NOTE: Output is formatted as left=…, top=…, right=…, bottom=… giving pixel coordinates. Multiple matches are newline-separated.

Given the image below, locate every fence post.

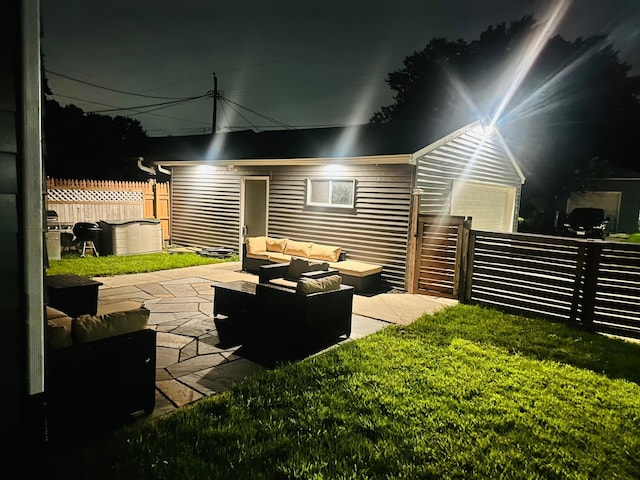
left=457, top=218, right=472, bottom=301
left=463, top=230, right=476, bottom=304
left=581, top=242, right=603, bottom=326
left=405, top=192, right=421, bottom=294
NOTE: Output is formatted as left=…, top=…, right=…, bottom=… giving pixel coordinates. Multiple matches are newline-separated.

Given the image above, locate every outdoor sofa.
left=45, top=301, right=156, bottom=440
left=245, top=273, right=354, bottom=359
left=242, top=236, right=383, bottom=293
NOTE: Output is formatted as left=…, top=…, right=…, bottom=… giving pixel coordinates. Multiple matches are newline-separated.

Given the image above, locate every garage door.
left=450, top=180, right=517, bottom=232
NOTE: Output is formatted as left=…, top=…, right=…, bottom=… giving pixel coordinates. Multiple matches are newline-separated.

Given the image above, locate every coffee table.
left=46, top=274, right=103, bottom=317
left=212, top=280, right=257, bottom=346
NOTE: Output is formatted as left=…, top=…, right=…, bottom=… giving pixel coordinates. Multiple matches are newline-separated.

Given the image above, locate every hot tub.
left=98, top=219, right=163, bottom=256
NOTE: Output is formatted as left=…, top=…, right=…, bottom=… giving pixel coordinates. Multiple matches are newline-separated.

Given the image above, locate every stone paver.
left=95, top=261, right=457, bottom=419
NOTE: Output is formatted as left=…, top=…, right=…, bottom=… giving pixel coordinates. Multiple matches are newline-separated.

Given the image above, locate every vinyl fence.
left=46, top=178, right=170, bottom=240
left=463, top=231, right=640, bottom=338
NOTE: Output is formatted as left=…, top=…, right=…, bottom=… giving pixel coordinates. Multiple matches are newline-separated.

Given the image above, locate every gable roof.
left=145, top=121, right=470, bottom=163
left=145, top=121, right=525, bottom=184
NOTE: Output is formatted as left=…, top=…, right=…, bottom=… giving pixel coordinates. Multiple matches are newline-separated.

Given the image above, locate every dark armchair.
left=249, top=279, right=354, bottom=358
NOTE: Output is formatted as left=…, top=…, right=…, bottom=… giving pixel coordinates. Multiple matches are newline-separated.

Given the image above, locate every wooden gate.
left=412, top=215, right=471, bottom=297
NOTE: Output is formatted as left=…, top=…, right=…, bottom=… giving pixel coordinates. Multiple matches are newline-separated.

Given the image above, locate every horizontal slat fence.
left=464, top=231, right=640, bottom=338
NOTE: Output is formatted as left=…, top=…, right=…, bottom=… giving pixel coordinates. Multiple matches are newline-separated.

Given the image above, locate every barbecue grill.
left=72, top=222, right=101, bottom=257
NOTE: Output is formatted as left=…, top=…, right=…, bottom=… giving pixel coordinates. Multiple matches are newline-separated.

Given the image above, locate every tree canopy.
left=371, top=15, right=640, bottom=214
left=43, top=97, right=149, bottom=181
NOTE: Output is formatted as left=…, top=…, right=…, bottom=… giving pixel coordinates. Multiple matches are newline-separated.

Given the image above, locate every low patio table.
left=46, top=274, right=103, bottom=317
left=212, top=280, right=257, bottom=346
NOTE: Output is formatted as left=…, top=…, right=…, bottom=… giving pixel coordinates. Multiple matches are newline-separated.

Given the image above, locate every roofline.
left=410, top=120, right=526, bottom=185
left=493, top=127, right=526, bottom=185
left=153, top=154, right=413, bottom=167
left=410, top=121, right=481, bottom=159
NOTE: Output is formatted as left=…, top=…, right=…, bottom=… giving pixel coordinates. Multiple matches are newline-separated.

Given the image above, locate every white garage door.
left=450, top=180, right=517, bottom=232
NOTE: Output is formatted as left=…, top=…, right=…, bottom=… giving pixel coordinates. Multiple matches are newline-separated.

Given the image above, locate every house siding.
left=415, top=127, right=522, bottom=226
left=171, top=163, right=414, bottom=289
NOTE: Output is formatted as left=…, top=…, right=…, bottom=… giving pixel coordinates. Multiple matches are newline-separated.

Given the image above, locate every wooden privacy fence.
left=46, top=178, right=170, bottom=240
left=463, top=231, right=640, bottom=338
left=410, top=215, right=471, bottom=297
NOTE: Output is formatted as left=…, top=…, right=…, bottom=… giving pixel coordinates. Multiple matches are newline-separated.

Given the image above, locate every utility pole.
left=212, top=73, right=218, bottom=135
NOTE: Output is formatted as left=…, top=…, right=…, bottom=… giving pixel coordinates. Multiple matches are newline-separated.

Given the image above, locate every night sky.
left=40, top=0, right=640, bottom=137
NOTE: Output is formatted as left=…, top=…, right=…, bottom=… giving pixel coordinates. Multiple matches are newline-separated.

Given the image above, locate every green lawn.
left=45, top=304, right=640, bottom=479
left=46, top=251, right=239, bottom=277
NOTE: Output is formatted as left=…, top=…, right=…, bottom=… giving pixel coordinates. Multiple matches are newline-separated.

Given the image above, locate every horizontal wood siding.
left=465, top=231, right=640, bottom=338
left=416, top=127, right=522, bottom=216
left=171, top=166, right=241, bottom=249
left=267, top=164, right=413, bottom=290
left=170, top=163, right=414, bottom=289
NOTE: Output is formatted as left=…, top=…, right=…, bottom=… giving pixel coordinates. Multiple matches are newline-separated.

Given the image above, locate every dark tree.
left=43, top=98, right=149, bottom=181
left=372, top=16, right=640, bottom=215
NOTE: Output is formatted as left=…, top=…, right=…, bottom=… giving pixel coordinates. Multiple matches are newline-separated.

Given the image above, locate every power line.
left=45, top=69, right=197, bottom=100
left=221, top=97, right=293, bottom=129
left=85, top=93, right=211, bottom=114
left=49, top=92, right=211, bottom=125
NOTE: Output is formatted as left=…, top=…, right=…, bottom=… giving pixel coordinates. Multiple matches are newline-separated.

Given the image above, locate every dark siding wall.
left=416, top=126, right=522, bottom=216
left=0, top=0, right=23, bottom=441
left=171, top=163, right=414, bottom=289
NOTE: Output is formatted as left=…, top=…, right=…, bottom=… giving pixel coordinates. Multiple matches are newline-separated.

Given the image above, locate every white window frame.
left=306, top=178, right=355, bottom=208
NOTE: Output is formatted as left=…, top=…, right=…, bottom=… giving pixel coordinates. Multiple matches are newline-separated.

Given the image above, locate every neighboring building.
left=146, top=121, right=525, bottom=290
left=566, top=167, right=640, bottom=233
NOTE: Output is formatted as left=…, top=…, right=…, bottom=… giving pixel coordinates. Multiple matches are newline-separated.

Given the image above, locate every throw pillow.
left=283, top=239, right=313, bottom=258
left=309, top=243, right=342, bottom=262
left=245, top=236, right=267, bottom=254
left=286, top=257, right=311, bottom=279
left=296, top=274, right=342, bottom=294
left=265, top=237, right=287, bottom=253
left=72, top=307, right=150, bottom=344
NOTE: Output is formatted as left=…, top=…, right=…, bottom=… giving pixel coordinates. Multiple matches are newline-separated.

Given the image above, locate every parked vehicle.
left=560, top=207, right=610, bottom=239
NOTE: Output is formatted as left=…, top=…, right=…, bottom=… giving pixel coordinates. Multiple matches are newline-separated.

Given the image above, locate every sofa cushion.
left=309, top=243, right=342, bottom=263
left=296, top=274, right=342, bottom=294
left=266, top=237, right=287, bottom=253
left=286, top=257, right=311, bottom=279
left=286, top=257, right=329, bottom=280
left=267, top=252, right=292, bottom=263
left=246, top=236, right=267, bottom=255
left=46, top=306, right=69, bottom=321
left=329, top=260, right=383, bottom=277
left=72, top=307, right=150, bottom=344
left=283, top=240, right=313, bottom=258
left=47, top=316, right=73, bottom=350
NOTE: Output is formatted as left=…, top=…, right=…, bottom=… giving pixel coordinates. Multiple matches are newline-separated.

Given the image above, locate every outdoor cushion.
left=245, top=236, right=267, bottom=255
left=72, top=307, right=150, bottom=344
left=283, top=240, right=313, bottom=258
left=328, top=260, right=383, bottom=277
left=309, top=243, right=342, bottom=262
left=286, top=257, right=329, bottom=280
left=47, top=317, right=73, bottom=350
left=266, top=237, right=287, bottom=253
left=296, top=274, right=342, bottom=294
left=267, top=252, right=291, bottom=263
left=247, top=251, right=271, bottom=260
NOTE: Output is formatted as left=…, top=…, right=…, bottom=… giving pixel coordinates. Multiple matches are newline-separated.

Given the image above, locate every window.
left=307, top=178, right=355, bottom=208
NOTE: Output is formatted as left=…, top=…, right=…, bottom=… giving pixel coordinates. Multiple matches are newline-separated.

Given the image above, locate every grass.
left=627, top=233, right=640, bottom=243
left=46, top=251, right=239, bottom=277
left=45, top=304, right=640, bottom=479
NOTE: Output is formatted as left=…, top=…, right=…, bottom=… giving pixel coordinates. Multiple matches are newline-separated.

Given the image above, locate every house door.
left=240, top=177, right=269, bottom=251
